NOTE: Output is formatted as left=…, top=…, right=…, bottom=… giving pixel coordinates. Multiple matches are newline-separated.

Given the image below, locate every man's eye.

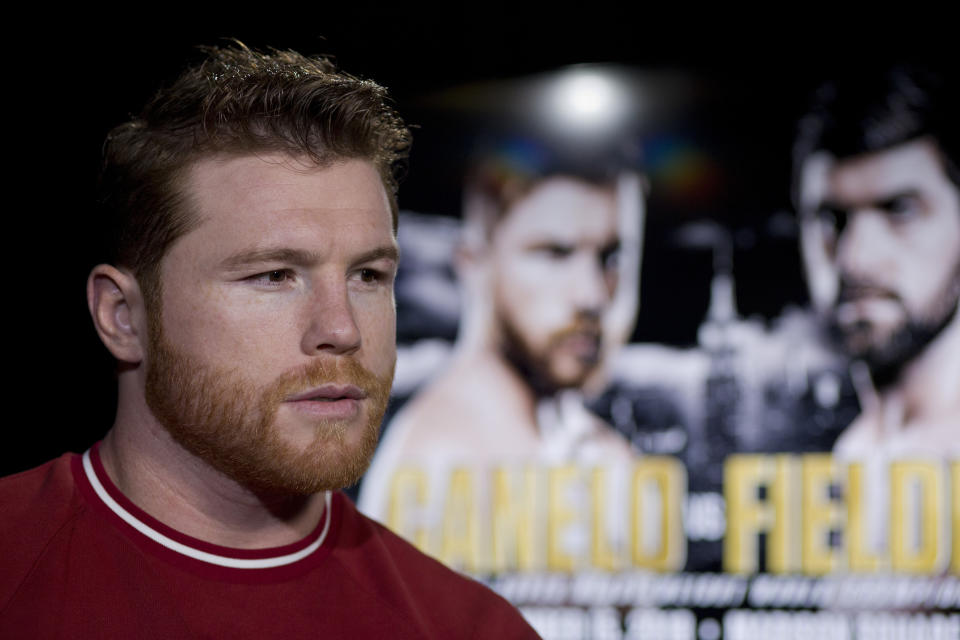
left=535, top=244, right=573, bottom=260
left=359, top=268, right=381, bottom=284
left=885, top=195, right=922, bottom=220
left=600, top=245, right=621, bottom=272
left=267, top=270, right=288, bottom=282
left=250, top=269, right=293, bottom=285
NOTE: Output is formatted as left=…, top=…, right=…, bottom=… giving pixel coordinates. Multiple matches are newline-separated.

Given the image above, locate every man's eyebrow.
left=219, top=245, right=400, bottom=270
left=816, top=188, right=923, bottom=215
left=351, top=245, right=400, bottom=266
left=877, top=189, right=923, bottom=209
left=220, top=248, right=321, bottom=270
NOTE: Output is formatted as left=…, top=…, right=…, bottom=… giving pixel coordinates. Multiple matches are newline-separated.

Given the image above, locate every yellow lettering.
left=953, top=462, right=960, bottom=574
left=547, top=465, right=580, bottom=571
left=631, top=457, right=685, bottom=571
left=890, top=461, right=946, bottom=573
left=768, top=455, right=800, bottom=573
left=491, top=467, right=542, bottom=572
left=801, top=454, right=843, bottom=575
left=846, top=462, right=885, bottom=571
left=440, top=468, right=481, bottom=572
left=591, top=467, right=620, bottom=571
left=724, top=455, right=776, bottom=574
left=387, top=467, right=430, bottom=551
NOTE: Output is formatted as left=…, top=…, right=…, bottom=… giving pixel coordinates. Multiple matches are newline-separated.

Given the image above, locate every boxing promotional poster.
left=353, top=66, right=960, bottom=640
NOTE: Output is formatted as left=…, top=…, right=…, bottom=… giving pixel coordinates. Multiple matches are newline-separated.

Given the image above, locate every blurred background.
left=3, top=8, right=951, bottom=474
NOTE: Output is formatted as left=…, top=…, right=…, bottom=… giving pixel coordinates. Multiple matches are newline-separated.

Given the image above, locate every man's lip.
left=285, top=385, right=367, bottom=402
left=558, top=331, right=601, bottom=358
left=835, top=297, right=903, bottom=326
left=837, top=283, right=898, bottom=303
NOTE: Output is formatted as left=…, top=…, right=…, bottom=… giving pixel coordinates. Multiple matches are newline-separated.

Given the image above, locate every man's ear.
left=87, top=265, right=148, bottom=364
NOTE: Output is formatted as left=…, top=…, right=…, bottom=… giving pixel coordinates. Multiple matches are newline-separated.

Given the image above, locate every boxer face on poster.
left=799, top=138, right=960, bottom=384
left=486, top=176, right=622, bottom=393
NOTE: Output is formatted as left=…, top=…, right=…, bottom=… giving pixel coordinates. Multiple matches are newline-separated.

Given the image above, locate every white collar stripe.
left=81, top=449, right=331, bottom=569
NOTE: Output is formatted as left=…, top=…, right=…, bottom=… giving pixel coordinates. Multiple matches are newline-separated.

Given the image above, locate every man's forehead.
left=180, top=153, right=392, bottom=227
left=163, top=153, right=395, bottom=268
left=188, top=152, right=382, bottom=199
left=815, top=138, right=949, bottom=204
left=499, top=176, right=619, bottom=240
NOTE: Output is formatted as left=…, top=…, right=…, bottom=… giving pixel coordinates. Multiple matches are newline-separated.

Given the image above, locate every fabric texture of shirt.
left=0, top=445, right=539, bottom=639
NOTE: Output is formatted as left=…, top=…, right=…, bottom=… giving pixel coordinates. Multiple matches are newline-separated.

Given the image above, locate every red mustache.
left=266, top=358, right=393, bottom=406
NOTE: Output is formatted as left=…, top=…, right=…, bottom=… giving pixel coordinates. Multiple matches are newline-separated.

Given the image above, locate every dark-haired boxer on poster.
left=0, top=44, right=539, bottom=639
left=795, top=66, right=960, bottom=461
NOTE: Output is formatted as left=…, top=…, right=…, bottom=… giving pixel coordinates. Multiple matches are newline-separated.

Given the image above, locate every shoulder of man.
left=0, top=453, right=84, bottom=610
left=331, top=492, right=541, bottom=639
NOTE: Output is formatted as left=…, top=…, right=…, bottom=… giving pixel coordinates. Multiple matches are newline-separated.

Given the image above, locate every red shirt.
left=0, top=446, right=539, bottom=639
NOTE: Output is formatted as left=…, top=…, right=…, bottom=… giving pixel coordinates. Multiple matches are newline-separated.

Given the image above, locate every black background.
left=5, top=8, right=952, bottom=475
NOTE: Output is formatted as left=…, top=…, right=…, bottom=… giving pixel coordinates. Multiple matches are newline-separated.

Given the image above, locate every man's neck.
left=99, top=391, right=326, bottom=549
left=894, top=309, right=960, bottom=424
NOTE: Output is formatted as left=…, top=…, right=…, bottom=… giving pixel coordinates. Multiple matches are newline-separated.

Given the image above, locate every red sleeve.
left=0, top=455, right=83, bottom=611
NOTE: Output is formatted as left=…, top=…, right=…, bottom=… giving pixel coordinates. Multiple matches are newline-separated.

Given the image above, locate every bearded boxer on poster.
left=794, top=66, right=960, bottom=461
left=359, top=143, right=644, bottom=521
left=0, top=44, right=539, bottom=638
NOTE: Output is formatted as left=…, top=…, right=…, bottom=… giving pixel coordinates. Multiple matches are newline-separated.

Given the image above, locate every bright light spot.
left=562, top=73, right=618, bottom=119
left=544, top=69, right=629, bottom=135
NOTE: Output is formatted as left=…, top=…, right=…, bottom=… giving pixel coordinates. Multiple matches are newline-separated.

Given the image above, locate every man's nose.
left=568, top=252, right=609, bottom=312
left=835, top=210, right=896, bottom=279
left=300, top=278, right=362, bottom=355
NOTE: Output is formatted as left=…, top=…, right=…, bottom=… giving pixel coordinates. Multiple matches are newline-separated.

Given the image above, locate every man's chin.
left=161, top=410, right=381, bottom=496
left=833, top=315, right=953, bottom=389
left=543, top=359, right=598, bottom=393
left=237, top=440, right=378, bottom=496
left=839, top=329, right=895, bottom=362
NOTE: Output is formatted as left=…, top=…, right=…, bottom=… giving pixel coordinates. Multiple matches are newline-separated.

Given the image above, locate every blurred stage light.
left=540, top=67, right=633, bottom=139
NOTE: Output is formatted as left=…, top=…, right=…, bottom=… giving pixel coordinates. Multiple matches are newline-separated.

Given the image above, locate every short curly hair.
left=792, top=65, right=959, bottom=206
left=99, top=42, right=411, bottom=304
